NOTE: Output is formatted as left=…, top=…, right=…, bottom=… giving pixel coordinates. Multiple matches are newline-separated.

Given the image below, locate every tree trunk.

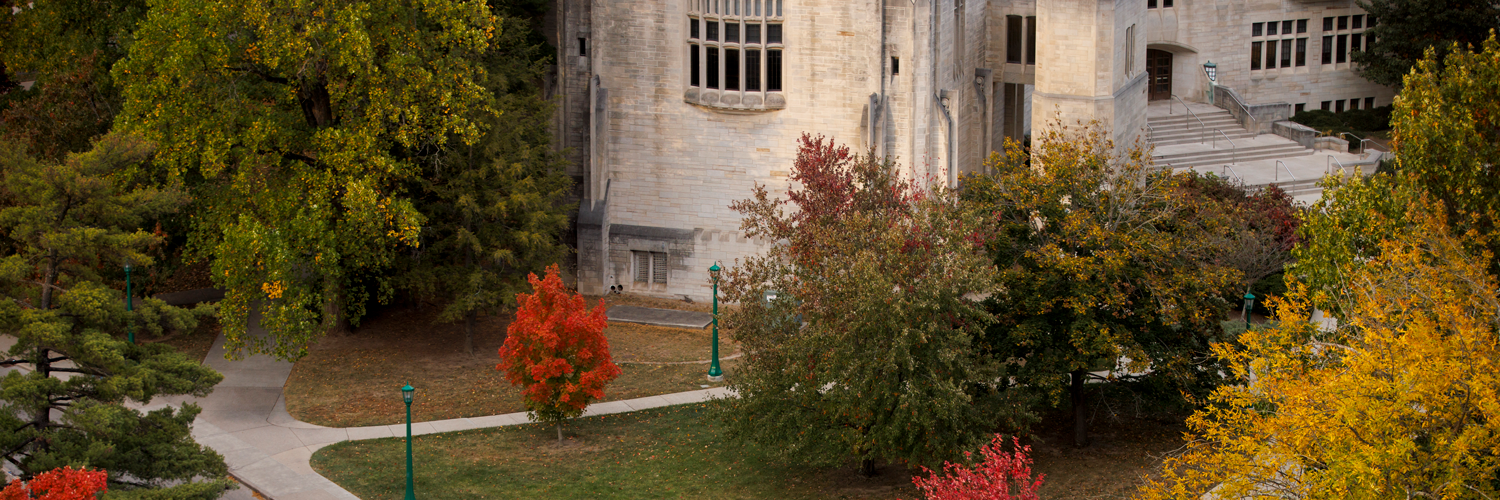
left=40, top=250, right=57, bottom=309
left=556, top=422, right=563, bottom=442
left=857, top=458, right=877, bottom=477
left=323, top=279, right=348, bottom=334
left=1072, top=368, right=1088, bottom=448
left=32, top=347, right=50, bottom=431
left=464, top=310, right=476, bottom=356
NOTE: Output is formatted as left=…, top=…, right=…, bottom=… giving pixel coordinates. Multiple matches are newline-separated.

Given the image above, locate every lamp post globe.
left=402, top=384, right=415, bottom=500
left=708, top=263, right=723, bottom=381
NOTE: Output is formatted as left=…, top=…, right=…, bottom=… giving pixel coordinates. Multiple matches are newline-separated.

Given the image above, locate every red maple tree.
left=497, top=264, right=621, bottom=440
left=910, top=435, right=1045, bottom=500
left=0, top=467, right=107, bottom=500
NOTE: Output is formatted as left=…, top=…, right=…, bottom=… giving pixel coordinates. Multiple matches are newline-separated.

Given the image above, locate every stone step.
left=1147, top=114, right=1240, bottom=128
left=1152, top=144, right=1311, bottom=168
left=1149, top=129, right=1257, bottom=147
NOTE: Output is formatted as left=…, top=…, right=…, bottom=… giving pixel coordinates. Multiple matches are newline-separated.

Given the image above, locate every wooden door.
left=1147, top=49, right=1173, bottom=101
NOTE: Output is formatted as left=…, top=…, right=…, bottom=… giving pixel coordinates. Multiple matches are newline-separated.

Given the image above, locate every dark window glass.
left=767, top=24, right=782, bottom=43
left=1148, top=0, right=1157, bottom=8
left=1322, top=36, right=1333, bottom=64
left=1297, top=19, right=1308, bottom=33
left=1006, top=16, right=1023, bottom=63
left=1026, top=17, right=1037, bottom=64
left=690, top=45, right=700, bottom=86
left=707, top=21, right=718, bottom=41
left=1251, top=41, right=1263, bottom=70
left=1323, top=17, right=1334, bottom=32
left=1351, top=33, right=1362, bottom=52
left=1281, top=39, right=1293, bottom=67
left=1368, top=16, right=1376, bottom=27
left=1365, top=97, right=1375, bottom=108
left=1338, top=16, right=1348, bottom=30
left=1336, top=34, right=1347, bottom=63
left=1267, top=22, right=1277, bottom=36
left=1349, top=98, right=1359, bottom=110
left=1296, top=37, right=1307, bottom=66
left=1253, top=22, right=1263, bottom=36
left=1266, top=40, right=1277, bottom=68
left=691, top=18, right=699, bottom=39
left=746, top=23, right=760, bottom=43
left=1352, top=15, right=1363, bottom=29
left=746, top=49, right=761, bottom=90
left=726, top=23, right=739, bottom=43
left=767, top=49, right=782, bottom=91
left=1321, top=101, right=1331, bottom=111
left=579, top=37, right=587, bottom=56
left=1283, top=20, right=1293, bottom=33
left=1295, top=103, right=1305, bottom=113
left=1335, top=99, right=1345, bottom=112
left=707, top=47, right=719, bottom=88
left=726, top=49, right=739, bottom=90
left=1163, top=0, right=1172, bottom=8
left=891, top=56, right=899, bottom=75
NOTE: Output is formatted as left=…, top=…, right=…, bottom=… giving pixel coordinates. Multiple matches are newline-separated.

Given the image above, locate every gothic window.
left=1004, top=15, right=1036, bottom=66
left=1320, top=13, right=1369, bottom=68
left=687, top=0, right=785, bottom=108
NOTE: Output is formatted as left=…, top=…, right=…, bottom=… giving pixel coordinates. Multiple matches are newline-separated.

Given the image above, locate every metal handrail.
left=1220, top=87, right=1261, bottom=138
left=1338, top=132, right=1366, bottom=154
left=1326, top=155, right=1352, bottom=177
left=1171, top=94, right=1208, bottom=143
left=1275, top=160, right=1296, bottom=182
left=1212, top=129, right=1237, bottom=165
left=1222, top=165, right=1244, bottom=184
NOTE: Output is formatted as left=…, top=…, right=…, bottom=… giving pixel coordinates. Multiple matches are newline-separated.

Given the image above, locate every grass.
left=284, top=298, right=740, bottom=428
left=311, top=401, right=921, bottom=500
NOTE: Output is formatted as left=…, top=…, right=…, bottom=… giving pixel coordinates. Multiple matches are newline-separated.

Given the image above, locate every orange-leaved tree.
left=0, top=467, right=107, bottom=500
left=497, top=264, right=621, bottom=441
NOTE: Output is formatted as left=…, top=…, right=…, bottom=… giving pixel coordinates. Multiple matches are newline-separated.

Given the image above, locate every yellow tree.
left=1138, top=196, right=1500, bottom=499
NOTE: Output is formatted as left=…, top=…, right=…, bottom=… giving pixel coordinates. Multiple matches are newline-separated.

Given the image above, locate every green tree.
left=719, top=135, right=1022, bottom=476
left=397, top=15, right=571, bottom=355
left=0, top=134, right=231, bottom=498
left=0, top=0, right=148, bottom=160
left=961, top=122, right=1240, bottom=448
left=114, top=0, right=498, bottom=360
left=1388, top=33, right=1500, bottom=269
left=1353, top=0, right=1498, bottom=88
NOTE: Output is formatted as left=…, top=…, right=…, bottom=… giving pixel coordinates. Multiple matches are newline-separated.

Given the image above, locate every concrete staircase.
left=1148, top=108, right=1313, bottom=169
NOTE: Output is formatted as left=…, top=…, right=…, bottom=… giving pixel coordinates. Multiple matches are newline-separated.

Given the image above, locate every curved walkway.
left=139, top=311, right=731, bottom=500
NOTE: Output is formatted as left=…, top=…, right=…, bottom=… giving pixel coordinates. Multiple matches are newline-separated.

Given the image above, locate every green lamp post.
left=402, top=384, right=415, bottom=500
left=1203, top=60, right=1218, bottom=103
left=1242, top=291, right=1256, bottom=328
left=708, top=263, right=723, bottom=381
left=124, top=261, right=134, bottom=344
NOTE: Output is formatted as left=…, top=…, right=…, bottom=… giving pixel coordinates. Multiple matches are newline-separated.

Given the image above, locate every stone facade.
left=553, top=0, right=1393, bottom=300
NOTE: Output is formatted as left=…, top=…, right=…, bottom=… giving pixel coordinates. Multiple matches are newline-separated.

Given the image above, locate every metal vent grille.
left=651, top=252, right=668, bottom=284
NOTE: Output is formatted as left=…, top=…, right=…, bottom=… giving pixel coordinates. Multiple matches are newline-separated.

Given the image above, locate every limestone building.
left=550, top=0, right=1394, bottom=299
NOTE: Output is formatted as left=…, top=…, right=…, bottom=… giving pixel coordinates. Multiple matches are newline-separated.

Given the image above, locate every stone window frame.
left=1320, top=13, right=1371, bottom=68
left=685, top=0, right=787, bottom=111
left=633, top=251, right=669, bottom=285
left=1250, top=19, right=1309, bottom=73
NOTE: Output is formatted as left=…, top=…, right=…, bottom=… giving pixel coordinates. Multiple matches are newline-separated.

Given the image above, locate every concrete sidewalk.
left=164, top=319, right=730, bottom=500
left=606, top=305, right=713, bottom=328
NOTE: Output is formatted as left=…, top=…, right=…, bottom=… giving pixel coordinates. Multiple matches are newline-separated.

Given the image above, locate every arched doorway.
left=1147, top=49, right=1173, bottom=101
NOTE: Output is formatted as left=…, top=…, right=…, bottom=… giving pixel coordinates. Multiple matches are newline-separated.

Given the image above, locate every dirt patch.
left=285, top=295, right=737, bottom=428
left=1025, top=407, right=1188, bottom=499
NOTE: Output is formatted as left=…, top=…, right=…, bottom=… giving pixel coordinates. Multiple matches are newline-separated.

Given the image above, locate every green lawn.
left=311, top=402, right=921, bottom=500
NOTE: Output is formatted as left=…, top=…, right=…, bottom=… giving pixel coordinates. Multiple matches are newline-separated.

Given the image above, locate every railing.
left=1219, top=87, right=1261, bottom=138
left=1222, top=165, right=1244, bottom=184
left=1171, top=94, right=1208, bottom=144
left=1326, top=155, right=1355, bottom=177
left=1275, top=160, right=1296, bottom=183
left=1212, top=129, right=1237, bottom=165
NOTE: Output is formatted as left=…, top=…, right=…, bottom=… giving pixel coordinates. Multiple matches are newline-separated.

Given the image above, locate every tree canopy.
left=718, top=135, right=1022, bottom=475
left=1140, top=196, right=1500, bottom=500
left=114, top=0, right=499, bottom=360
left=961, top=123, right=1240, bottom=447
left=1353, top=0, right=1499, bottom=87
